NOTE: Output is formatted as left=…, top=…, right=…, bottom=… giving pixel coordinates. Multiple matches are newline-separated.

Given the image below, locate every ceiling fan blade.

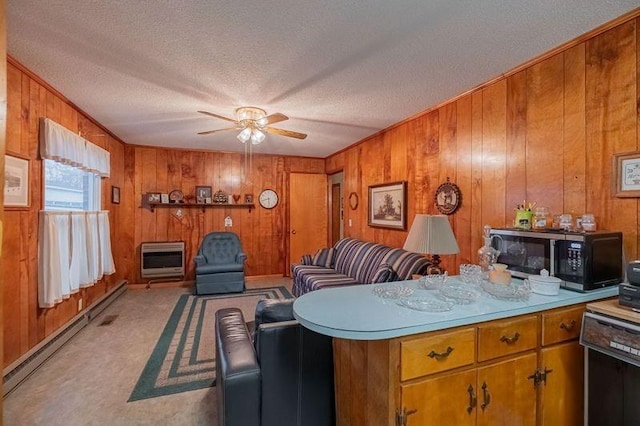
left=266, top=127, right=307, bottom=139
left=197, top=127, right=238, bottom=135
left=197, top=110, right=238, bottom=124
left=260, top=113, right=288, bottom=126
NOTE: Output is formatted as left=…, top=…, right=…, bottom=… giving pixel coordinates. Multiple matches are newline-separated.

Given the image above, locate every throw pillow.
left=312, top=248, right=335, bottom=268
left=372, top=263, right=398, bottom=283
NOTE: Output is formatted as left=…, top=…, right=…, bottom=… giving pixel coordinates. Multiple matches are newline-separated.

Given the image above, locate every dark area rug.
left=129, top=286, right=292, bottom=402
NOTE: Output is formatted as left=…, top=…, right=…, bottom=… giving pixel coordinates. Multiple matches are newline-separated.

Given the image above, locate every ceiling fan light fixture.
left=251, top=129, right=266, bottom=145
left=237, top=127, right=252, bottom=143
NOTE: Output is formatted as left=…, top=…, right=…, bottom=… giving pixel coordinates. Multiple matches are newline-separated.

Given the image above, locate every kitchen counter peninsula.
left=292, top=278, right=618, bottom=426
left=293, top=278, right=617, bottom=339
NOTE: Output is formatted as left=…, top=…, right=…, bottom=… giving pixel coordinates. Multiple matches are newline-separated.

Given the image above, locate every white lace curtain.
left=37, top=117, right=114, bottom=308
left=38, top=211, right=115, bottom=308
left=39, top=117, right=110, bottom=177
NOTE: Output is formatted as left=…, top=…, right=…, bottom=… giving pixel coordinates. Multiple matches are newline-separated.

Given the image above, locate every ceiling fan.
left=197, top=107, right=307, bottom=144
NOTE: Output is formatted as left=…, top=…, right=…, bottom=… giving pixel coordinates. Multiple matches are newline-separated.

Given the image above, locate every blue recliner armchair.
left=194, top=232, right=247, bottom=295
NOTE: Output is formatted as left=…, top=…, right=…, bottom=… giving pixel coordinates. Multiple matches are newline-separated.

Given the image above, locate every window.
left=44, top=159, right=101, bottom=211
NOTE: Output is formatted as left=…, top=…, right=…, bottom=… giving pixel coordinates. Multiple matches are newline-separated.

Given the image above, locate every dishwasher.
left=580, top=302, right=640, bottom=425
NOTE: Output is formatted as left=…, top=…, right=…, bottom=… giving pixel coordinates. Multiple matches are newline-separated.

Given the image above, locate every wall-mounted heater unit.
left=141, top=241, right=185, bottom=279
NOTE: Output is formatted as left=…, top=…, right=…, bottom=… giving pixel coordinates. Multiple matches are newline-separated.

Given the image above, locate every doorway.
left=329, top=172, right=343, bottom=246
left=289, top=173, right=328, bottom=272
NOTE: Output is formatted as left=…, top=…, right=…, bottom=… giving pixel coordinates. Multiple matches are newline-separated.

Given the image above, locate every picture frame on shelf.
left=160, top=193, right=170, bottom=204
left=147, top=193, right=161, bottom=203
left=368, top=181, right=407, bottom=230
left=4, top=153, right=30, bottom=209
left=613, top=151, right=640, bottom=197
left=111, top=186, right=121, bottom=204
left=245, top=194, right=254, bottom=204
left=196, top=186, right=212, bottom=204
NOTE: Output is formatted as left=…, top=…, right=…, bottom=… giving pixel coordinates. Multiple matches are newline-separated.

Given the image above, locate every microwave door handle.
left=550, top=240, right=556, bottom=276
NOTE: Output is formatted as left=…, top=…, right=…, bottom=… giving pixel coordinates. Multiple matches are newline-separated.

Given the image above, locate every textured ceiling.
left=7, top=1, right=640, bottom=158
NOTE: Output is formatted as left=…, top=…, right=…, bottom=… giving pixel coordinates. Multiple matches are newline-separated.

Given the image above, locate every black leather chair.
left=194, top=232, right=246, bottom=295
left=215, top=299, right=335, bottom=426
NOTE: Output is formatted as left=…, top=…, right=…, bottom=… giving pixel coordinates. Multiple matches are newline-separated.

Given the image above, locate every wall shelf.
left=148, top=202, right=255, bottom=213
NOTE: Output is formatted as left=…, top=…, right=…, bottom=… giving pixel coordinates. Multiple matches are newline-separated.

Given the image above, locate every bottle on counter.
left=477, top=225, right=502, bottom=277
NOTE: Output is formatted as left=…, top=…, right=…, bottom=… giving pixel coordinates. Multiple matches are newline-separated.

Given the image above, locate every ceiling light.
left=251, top=129, right=265, bottom=145
left=237, top=127, right=251, bottom=143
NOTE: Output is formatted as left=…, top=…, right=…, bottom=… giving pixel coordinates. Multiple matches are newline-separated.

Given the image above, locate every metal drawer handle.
left=467, top=384, right=477, bottom=414
left=500, top=332, right=520, bottom=344
left=481, top=381, right=491, bottom=410
left=428, top=346, right=454, bottom=359
left=560, top=320, right=576, bottom=331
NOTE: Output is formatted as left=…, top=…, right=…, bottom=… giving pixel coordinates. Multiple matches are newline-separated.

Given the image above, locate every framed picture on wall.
left=4, top=153, right=30, bottom=209
left=196, top=186, right=212, bottom=204
left=368, top=181, right=407, bottom=230
left=614, top=151, right=640, bottom=197
left=111, top=186, right=121, bottom=204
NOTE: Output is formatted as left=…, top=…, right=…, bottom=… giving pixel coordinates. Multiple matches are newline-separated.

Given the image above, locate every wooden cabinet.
left=333, top=303, right=587, bottom=426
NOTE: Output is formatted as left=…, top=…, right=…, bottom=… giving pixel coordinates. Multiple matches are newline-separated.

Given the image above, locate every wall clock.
left=259, top=189, right=279, bottom=209
left=434, top=178, right=462, bottom=215
left=348, top=192, right=359, bottom=210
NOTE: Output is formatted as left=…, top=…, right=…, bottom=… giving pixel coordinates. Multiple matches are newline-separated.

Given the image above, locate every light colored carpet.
left=129, top=287, right=292, bottom=401
left=3, top=277, right=293, bottom=426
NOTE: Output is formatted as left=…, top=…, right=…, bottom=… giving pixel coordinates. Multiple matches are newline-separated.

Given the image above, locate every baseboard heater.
left=2, top=279, right=128, bottom=397
left=141, top=241, right=185, bottom=280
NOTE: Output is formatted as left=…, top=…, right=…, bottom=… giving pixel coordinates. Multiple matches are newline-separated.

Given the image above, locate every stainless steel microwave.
left=489, top=228, right=623, bottom=292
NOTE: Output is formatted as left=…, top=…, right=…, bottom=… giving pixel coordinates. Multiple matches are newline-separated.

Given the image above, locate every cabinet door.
left=476, top=352, right=537, bottom=426
left=539, top=342, right=583, bottom=426
left=401, top=369, right=477, bottom=426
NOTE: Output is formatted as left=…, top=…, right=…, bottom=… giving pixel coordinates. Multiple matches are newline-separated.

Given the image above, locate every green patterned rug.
left=128, top=286, right=293, bottom=402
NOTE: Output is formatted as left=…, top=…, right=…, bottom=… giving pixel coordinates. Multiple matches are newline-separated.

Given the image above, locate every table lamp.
left=403, top=214, right=459, bottom=275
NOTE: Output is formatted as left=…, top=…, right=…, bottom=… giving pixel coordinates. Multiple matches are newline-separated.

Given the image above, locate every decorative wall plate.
left=169, top=189, right=184, bottom=203
left=434, top=178, right=461, bottom=215
left=348, top=192, right=359, bottom=210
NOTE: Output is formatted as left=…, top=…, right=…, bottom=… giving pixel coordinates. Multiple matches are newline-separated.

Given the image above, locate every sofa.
left=215, top=299, right=335, bottom=426
left=292, top=237, right=432, bottom=296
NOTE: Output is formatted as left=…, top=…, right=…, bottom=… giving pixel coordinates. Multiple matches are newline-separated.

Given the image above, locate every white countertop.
left=292, top=277, right=618, bottom=340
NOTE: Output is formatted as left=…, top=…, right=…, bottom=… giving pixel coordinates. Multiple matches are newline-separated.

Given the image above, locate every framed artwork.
left=614, top=151, right=640, bottom=197
left=111, top=186, right=121, bottom=204
left=245, top=193, right=254, bottom=204
left=160, top=193, right=169, bottom=204
left=4, top=153, right=30, bottom=208
left=196, top=186, right=212, bottom=204
left=434, top=178, right=462, bottom=215
left=147, top=193, right=161, bottom=203
left=368, top=181, right=407, bottom=230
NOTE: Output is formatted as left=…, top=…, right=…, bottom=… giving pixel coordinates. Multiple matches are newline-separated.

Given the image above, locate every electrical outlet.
left=78, top=298, right=83, bottom=311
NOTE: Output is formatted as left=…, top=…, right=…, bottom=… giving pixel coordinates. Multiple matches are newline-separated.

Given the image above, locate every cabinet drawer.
left=478, top=315, right=537, bottom=362
left=542, top=306, right=584, bottom=346
left=401, top=328, right=475, bottom=381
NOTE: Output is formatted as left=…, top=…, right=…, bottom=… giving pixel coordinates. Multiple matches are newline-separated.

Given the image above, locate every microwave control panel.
left=565, top=241, right=584, bottom=273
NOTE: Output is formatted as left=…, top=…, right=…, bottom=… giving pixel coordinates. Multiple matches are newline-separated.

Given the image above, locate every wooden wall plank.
left=526, top=54, right=565, bottom=217
left=564, top=44, right=587, bottom=216
left=586, top=20, right=637, bottom=258
left=481, top=81, right=507, bottom=226
left=455, top=95, right=473, bottom=265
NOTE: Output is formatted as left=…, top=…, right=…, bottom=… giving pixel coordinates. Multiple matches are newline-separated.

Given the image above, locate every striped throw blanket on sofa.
left=292, top=238, right=431, bottom=296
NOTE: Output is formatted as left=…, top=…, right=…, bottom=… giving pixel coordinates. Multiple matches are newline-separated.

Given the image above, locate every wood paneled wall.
left=327, top=18, right=640, bottom=273
left=129, top=146, right=324, bottom=283
left=2, top=60, right=133, bottom=367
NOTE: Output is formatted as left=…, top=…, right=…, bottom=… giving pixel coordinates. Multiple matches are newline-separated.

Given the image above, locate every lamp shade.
left=403, top=214, right=459, bottom=255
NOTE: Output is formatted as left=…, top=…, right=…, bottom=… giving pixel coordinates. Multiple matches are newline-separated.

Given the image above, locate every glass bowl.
left=420, top=272, right=449, bottom=289
left=439, top=283, right=480, bottom=305
left=397, top=297, right=453, bottom=312
left=372, top=284, right=414, bottom=299
left=480, top=279, right=531, bottom=301
left=459, top=264, right=483, bottom=284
